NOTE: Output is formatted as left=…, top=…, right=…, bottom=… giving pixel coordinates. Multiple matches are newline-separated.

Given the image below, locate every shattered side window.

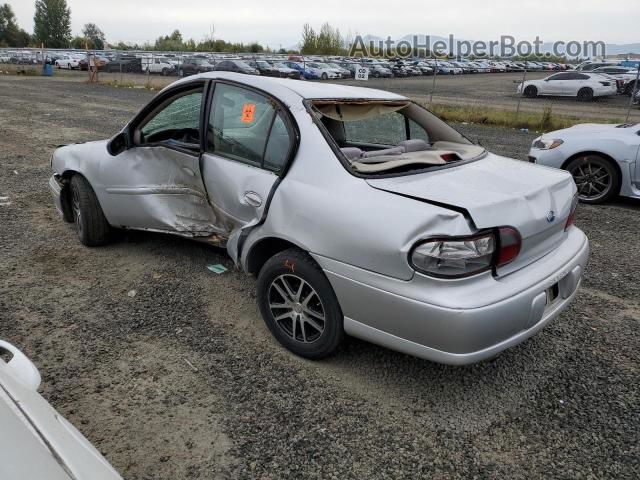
left=141, top=90, right=203, bottom=144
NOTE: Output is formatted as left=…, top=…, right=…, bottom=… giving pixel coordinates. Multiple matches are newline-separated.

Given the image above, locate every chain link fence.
left=1, top=47, right=639, bottom=127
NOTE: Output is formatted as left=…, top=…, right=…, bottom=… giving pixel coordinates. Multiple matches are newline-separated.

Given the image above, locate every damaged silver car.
left=50, top=72, right=589, bottom=364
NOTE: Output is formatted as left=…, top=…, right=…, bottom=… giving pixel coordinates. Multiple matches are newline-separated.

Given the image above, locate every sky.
left=8, top=0, right=638, bottom=49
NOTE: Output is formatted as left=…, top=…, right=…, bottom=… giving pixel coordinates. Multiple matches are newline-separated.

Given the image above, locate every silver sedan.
left=49, top=72, right=589, bottom=364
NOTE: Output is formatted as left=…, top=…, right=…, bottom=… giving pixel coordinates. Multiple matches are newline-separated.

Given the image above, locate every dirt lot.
left=0, top=76, right=639, bottom=479
left=4, top=65, right=639, bottom=122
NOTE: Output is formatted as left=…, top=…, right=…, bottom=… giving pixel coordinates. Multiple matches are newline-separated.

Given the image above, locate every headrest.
left=340, top=147, right=363, bottom=160
left=362, top=147, right=404, bottom=158
left=398, top=139, right=430, bottom=152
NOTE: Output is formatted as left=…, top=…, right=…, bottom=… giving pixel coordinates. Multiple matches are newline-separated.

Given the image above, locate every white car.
left=55, top=55, right=81, bottom=70
left=528, top=122, right=640, bottom=203
left=518, top=72, right=617, bottom=101
left=0, top=340, right=122, bottom=479
left=306, top=62, right=340, bottom=80
left=142, top=57, right=175, bottom=76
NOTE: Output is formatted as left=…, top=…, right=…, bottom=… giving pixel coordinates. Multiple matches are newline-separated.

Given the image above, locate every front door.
left=98, top=83, right=219, bottom=236
left=201, top=82, right=296, bottom=262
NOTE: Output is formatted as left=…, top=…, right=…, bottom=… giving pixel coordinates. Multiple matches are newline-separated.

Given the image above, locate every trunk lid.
left=366, top=154, right=576, bottom=276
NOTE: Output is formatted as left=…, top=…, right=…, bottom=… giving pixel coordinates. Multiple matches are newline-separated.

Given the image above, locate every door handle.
left=243, top=191, right=262, bottom=207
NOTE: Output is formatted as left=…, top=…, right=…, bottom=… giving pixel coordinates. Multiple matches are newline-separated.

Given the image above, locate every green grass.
left=100, top=79, right=163, bottom=91
left=428, top=103, right=622, bottom=132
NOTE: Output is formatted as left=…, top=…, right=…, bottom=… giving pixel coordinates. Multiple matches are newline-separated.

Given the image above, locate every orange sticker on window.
left=241, top=103, right=256, bottom=124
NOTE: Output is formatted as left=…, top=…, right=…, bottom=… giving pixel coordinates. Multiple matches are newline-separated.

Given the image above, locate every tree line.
left=0, top=0, right=279, bottom=53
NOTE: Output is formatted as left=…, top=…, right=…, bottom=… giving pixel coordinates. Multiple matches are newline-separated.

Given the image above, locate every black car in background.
left=105, top=57, right=142, bottom=73
left=213, top=60, right=259, bottom=75
left=247, top=60, right=280, bottom=77
left=177, top=58, right=216, bottom=76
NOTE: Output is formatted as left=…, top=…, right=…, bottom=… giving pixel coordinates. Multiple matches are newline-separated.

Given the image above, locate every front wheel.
left=566, top=155, right=620, bottom=204
left=524, top=85, right=538, bottom=98
left=321, top=72, right=328, bottom=80
left=70, top=175, right=111, bottom=246
left=257, top=249, right=344, bottom=359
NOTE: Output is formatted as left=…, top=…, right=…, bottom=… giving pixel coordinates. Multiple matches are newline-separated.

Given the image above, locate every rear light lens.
left=496, top=227, right=522, bottom=267
left=410, top=233, right=495, bottom=278
left=565, top=192, right=579, bottom=230
left=411, top=227, right=522, bottom=278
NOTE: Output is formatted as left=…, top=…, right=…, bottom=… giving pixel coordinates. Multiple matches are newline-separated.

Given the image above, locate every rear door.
left=201, top=81, right=297, bottom=262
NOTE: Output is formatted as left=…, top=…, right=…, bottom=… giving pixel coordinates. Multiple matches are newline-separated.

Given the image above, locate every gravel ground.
left=0, top=76, right=638, bottom=479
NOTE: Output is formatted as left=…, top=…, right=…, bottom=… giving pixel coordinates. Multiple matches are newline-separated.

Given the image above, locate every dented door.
left=99, top=145, right=218, bottom=235
left=98, top=84, right=219, bottom=236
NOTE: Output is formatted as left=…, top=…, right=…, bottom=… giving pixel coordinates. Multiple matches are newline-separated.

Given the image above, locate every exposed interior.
left=312, top=100, right=486, bottom=174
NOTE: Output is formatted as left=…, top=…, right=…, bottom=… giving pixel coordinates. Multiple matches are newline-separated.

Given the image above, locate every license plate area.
left=545, top=282, right=560, bottom=308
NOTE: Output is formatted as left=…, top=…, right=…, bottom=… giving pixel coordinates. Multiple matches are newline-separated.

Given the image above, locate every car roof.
left=172, top=71, right=408, bottom=101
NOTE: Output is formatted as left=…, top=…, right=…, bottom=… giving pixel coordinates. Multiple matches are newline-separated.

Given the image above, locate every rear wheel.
left=321, top=72, right=328, bottom=80
left=566, top=155, right=620, bottom=204
left=70, top=175, right=111, bottom=246
left=257, top=248, right=343, bottom=359
left=524, top=85, right=538, bottom=98
left=161, top=67, right=169, bottom=76
left=577, top=87, right=594, bottom=101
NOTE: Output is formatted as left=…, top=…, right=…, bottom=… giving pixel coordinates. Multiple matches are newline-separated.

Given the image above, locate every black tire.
left=373, top=71, right=380, bottom=78
left=178, top=68, right=184, bottom=77
left=566, top=155, right=621, bottom=204
left=69, top=175, right=111, bottom=246
left=257, top=248, right=344, bottom=359
left=577, top=87, right=594, bottom=101
left=524, top=85, right=538, bottom=98
left=321, top=72, right=328, bottom=80
left=624, top=82, right=637, bottom=96
left=161, top=68, right=169, bottom=76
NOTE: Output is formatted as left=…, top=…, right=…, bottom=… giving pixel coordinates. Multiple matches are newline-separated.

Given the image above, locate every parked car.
left=528, top=122, right=640, bottom=203
left=177, top=58, right=216, bottom=76
left=574, top=61, right=618, bottom=72
left=142, top=57, right=175, bottom=76
left=105, top=56, right=142, bottom=73
left=54, top=55, right=82, bottom=70
left=247, top=60, right=280, bottom=77
left=518, top=72, right=617, bottom=101
left=49, top=72, right=588, bottom=365
left=0, top=339, right=122, bottom=479
left=78, top=56, right=107, bottom=71
left=325, top=62, right=351, bottom=78
left=269, top=61, right=302, bottom=79
left=306, top=62, right=341, bottom=80
left=368, top=63, right=394, bottom=78
left=214, top=59, right=259, bottom=75
left=283, top=61, right=318, bottom=79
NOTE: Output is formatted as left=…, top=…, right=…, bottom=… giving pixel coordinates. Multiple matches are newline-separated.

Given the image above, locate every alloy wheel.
left=268, top=274, right=325, bottom=344
left=570, top=159, right=612, bottom=201
left=71, top=186, right=83, bottom=236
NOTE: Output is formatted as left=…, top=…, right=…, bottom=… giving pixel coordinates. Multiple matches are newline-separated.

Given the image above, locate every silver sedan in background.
left=49, top=72, right=589, bottom=364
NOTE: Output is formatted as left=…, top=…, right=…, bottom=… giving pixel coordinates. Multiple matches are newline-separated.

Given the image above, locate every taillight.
left=497, top=227, right=521, bottom=267
left=565, top=193, right=579, bottom=231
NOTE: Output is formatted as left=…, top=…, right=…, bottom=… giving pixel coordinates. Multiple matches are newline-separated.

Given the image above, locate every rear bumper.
left=314, top=227, right=589, bottom=365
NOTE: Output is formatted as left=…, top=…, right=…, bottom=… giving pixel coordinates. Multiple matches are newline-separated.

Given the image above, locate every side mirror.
left=107, top=130, right=129, bottom=156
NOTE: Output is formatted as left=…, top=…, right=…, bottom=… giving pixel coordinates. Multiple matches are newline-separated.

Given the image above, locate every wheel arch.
left=561, top=151, right=623, bottom=195
left=244, top=236, right=310, bottom=275
left=561, top=150, right=622, bottom=178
